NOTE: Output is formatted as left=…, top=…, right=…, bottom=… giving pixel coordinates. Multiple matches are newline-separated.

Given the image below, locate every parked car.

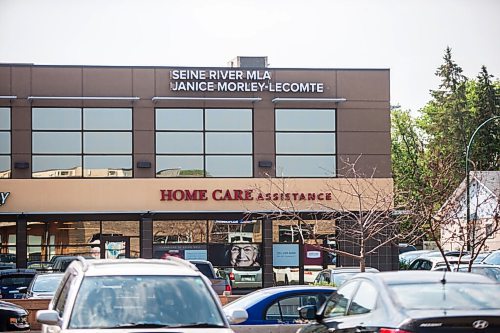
left=297, top=271, right=500, bottom=333
left=37, top=256, right=245, bottom=332
left=223, top=285, right=336, bottom=333
left=274, top=265, right=323, bottom=285
left=314, top=267, right=379, bottom=287
left=19, top=272, right=64, bottom=299
left=189, top=260, right=232, bottom=295
left=407, top=256, right=469, bottom=271
left=399, top=250, right=433, bottom=267
left=461, top=252, right=492, bottom=263
left=397, top=243, right=417, bottom=254
left=0, top=269, right=36, bottom=299
left=0, top=301, right=30, bottom=331
left=50, top=255, right=94, bottom=272
left=225, top=266, right=262, bottom=289
left=27, top=261, right=52, bottom=272
left=483, top=250, right=500, bottom=265
left=432, top=264, right=500, bottom=282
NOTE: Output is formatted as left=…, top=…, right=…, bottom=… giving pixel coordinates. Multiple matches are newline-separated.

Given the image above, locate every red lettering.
left=318, top=193, right=324, bottom=200
left=233, top=189, right=243, bottom=200
left=326, top=193, right=332, bottom=200
left=199, top=190, right=208, bottom=200
left=172, top=190, right=185, bottom=201
left=160, top=189, right=170, bottom=201
left=212, top=189, right=222, bottom=200
left=257, top=193, right=264, bottom=200
left=308, top=193, right=316, bottom=200
left=244, top=189, right=253, bottom=200
left=299, top=193, right=306, bottom=200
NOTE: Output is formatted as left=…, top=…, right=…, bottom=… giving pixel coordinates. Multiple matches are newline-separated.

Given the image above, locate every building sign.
left=273, top=244, right=299, bottom=266
left=160, top=189, right=332, bottom=202
left=170, top=69, right=324, bottom=93
left=0, top=192, right=10, bottom=206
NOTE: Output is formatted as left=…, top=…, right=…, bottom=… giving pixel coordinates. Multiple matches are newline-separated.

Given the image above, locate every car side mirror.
left=299, top=305, right=321, bottom=321
left=224, top=308, right=248, bottom=324
left=36, top=310, right=60, bottom=326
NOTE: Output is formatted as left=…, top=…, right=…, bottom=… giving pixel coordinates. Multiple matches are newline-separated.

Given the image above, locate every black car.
left=0, top=269, right=36, bottom=300
left=0, top=301, right=30, bottom=331
left=298, top=271, right=500, bottom=333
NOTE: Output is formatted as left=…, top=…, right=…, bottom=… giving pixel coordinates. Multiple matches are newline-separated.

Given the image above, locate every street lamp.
left=465, top=115, right=500, bottom=253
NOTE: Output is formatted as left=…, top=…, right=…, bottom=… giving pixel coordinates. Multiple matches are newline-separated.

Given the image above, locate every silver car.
left=37, top=257, right=247, bottom=332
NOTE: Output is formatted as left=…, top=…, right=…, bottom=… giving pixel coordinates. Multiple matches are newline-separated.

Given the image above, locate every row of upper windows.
left=0, top=107, right=336, bottom=178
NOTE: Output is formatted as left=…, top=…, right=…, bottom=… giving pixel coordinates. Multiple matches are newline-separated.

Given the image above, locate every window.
left=0, top=108, right=10, bottom=178
left=323, top=281, right=358, bottom=318
left=265, top=294, right=329, bottom=323
left=348, top=281, right=377, bottom=315
left=275, top=109, right=336, bottom=177
left=155, top=108, right=253, bottom=177
left=32, top=108, right=132, bottom=178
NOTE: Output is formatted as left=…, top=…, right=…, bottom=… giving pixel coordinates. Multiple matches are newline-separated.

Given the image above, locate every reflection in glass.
left=276, top=109, right=335, bottom=131
left=154, top=221, right=207, bottom=243
left=32, top=108, right=81, bottom=130
left=33, top=132, right=81, bottom=154
left=156, top=156, right=204, bottom=177
left=208, top=220, right=261, bottom=243
left=0, top=108, right=10, bottom=130
left=0, top=156, right=10, bottom=177
left=156, top=108, right=203, bottom=130
left=205, top=109, right=252, bottom=130
left=84, top=156, right=132, bottom=177
left=206, top=133, right=252, bottom=154
left=84, top=132, right=132, bottom=154
left=32, top=155, right=82, bottom=178
left=102, top=221, right=139, bottom=237
left=0, top=132, right=10, bottom=153
left=156, top=132, right=203, bottom=154
left=205, top=156, right=252, bottom=177
left=84, top=108, right=132, bottom=130
left=276, top=156, right=336, bottom=177
left=276, top=133, right=335, bottom=154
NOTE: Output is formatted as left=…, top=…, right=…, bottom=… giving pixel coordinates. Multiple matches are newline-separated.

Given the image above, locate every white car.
left=37, top=257, right=247, bottom=332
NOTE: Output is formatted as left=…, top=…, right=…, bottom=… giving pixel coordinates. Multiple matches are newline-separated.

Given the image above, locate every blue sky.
left=0, top=0, right=499, bottom=113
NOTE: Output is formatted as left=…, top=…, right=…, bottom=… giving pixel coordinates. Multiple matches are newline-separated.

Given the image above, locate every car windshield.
left=32, top=274, right=63, bottom=292
left=389, top=282, right=500, bottom=310
left=457, top=267, right=500, bottom=282
left=69, top=275, right=225, bottom=329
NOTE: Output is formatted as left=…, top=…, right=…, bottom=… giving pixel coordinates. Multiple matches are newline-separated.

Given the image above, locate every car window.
left=483, top=252, right=500, bottom=265
left=323, top=281, right=358, bottom=318
left=408, top=259, right=422, bottom=270
left=347, top=281, right=377, bottom=315
left=69, top=275, right=225, bottom=329
left=265, top=293, right=330, bottom=322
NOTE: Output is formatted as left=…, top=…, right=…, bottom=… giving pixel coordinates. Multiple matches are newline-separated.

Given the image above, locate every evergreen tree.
left=468, top=66, right=500, bottom=171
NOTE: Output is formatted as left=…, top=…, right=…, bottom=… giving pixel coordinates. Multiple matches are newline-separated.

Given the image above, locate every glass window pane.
left=32, top=155, right=82, bottom=177
left=276, top=156, right=336, bottom=177
left=205, top=156, right=252, bottom=177
left=0, top=132, right=10, bottom=153
left=154, top=221, right=207, bottom=243
left=84, top=108, right=132, bottom=130
left=276, top=109, right=335, bottom=131
left=0, top=108, right=10, bottom=130
left=33, top=132, right=81, bottom=153
left=32, top=108, right=81, bottom=130
left=156, top=109, right=203, bottom=130
left=206, top=133, right=252, bottom=154
left=156, top=156, right=203, bottom=177
left=276, top=133, right=335, bottom=154
left=84, top=156, right=132, bottom=177
left=84, top=132, right=132, bottom=154
left=156, top=132, right=203, bottom=154
left=0, top=156, right=10, bottom=177
left=206, top=109, right=252, bottom=130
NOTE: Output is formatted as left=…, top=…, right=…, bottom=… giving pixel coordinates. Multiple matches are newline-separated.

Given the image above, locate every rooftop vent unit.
left=228, top=56, right=268, bottom=68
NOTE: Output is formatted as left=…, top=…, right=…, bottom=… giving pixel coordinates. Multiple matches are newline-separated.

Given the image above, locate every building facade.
left=0, top=58, right=396, bottom=286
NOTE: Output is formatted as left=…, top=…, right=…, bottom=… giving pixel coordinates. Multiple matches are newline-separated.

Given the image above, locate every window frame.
left=0, top=107, right=11, bottom=178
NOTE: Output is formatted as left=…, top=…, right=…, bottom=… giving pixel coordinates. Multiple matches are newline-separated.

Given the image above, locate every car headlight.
left=9, top=315, right=29, bottom=328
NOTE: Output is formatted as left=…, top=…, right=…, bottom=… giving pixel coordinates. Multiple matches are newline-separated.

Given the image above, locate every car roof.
left=364, top=271, right=496, bottom=284
left=326, top=267, right=379, bottom=273
left=70, top=258, right=200, bottom=277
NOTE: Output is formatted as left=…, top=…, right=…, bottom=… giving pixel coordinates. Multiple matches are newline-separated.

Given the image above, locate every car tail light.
left=225, top=283, right=232, bottom=293
left=379, top=329, right=413, bottom=333
left=305, top=271, right=312, bottom=275
left=229, top=272, right=235, bottom=280
left=291, top=268, right=299, bottom=272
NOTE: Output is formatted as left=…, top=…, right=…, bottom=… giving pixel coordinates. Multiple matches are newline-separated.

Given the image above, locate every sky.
left=0, top=0, right=499, bottom=113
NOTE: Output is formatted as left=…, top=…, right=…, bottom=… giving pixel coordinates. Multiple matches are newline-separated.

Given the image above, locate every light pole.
left=465, top=115, right=500, bottom=253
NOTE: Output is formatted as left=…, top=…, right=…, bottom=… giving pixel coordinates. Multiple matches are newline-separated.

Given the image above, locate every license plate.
left=241, top=276, right=255, bottom=282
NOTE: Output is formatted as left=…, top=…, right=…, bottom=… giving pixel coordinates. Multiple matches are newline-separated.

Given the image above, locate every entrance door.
left=100, top=236, right=130, bottom=259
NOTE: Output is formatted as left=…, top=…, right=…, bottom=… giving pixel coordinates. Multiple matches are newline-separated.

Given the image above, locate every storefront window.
left=275, top=109, right=336, bottom=177
left=32, top=108, right=133, bottom=178
left=0, top=223, right=16, bottom=264
left=209, top=220, right=261, bottom=243
left=0, top=108, right=11, bottom=178
left=155, top=108, right=253, bottom=177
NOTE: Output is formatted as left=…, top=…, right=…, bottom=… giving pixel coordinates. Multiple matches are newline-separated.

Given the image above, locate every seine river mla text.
left=170, top=69, right=324, bottom=93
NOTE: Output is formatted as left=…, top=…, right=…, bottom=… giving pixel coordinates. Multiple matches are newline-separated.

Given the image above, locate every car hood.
left=0, top=300, right=28, bottom=314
